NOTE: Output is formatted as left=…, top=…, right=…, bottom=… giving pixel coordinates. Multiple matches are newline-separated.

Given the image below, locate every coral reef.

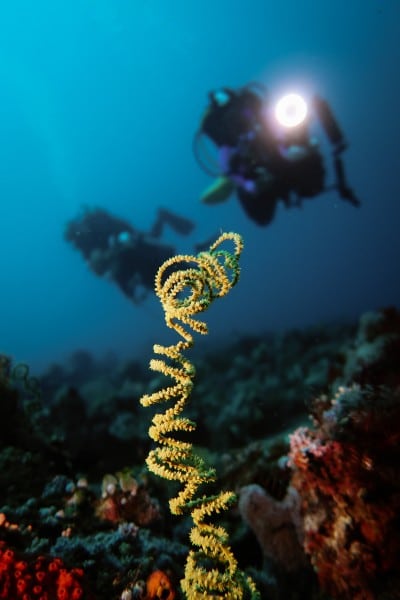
left=289, top=383, right=400, bottom=599
left=234, top=307, right=400, bottom=600
left=1, top=306, right=399, bottom=599
left=0, top=539, right=87, bottom=599
left=95, top=471, right=161, bottom=527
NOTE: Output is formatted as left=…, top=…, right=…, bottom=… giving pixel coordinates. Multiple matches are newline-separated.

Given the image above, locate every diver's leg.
left=150, top=207, right=195, bottom=238
left=237, top=189, right=278, bottom=226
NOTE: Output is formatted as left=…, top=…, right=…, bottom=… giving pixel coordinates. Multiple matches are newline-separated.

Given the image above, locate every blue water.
left=1, top=0, right=399, bottom=373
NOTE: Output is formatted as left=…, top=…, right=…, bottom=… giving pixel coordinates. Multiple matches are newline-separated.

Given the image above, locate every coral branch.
left=140, top=233, right=259, bottom=599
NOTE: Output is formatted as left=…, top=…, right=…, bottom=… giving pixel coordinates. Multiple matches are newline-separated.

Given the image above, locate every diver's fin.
left=200, top=176, right=235, bottom=205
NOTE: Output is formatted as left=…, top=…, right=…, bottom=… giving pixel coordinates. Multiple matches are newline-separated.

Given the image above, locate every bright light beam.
left=275, top=93, right=308, bottom=128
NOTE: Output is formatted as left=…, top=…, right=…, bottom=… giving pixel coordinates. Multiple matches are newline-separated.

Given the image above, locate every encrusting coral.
left=140, top=232, right=259, bottom=599
left=0, top=538, right=86, bottom=600
left=288, top=383, right=400, bottom=599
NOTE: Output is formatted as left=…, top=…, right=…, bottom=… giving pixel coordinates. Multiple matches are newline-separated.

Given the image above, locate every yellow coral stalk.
left=140, top=233, right=259, bottom=599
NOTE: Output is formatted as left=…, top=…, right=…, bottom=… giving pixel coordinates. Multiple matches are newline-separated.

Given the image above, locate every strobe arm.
left=334, top=155, right=361, bottom=206
left=313, top=95, right=360, bottom=206
left=313, top=95, right=347, bottom=154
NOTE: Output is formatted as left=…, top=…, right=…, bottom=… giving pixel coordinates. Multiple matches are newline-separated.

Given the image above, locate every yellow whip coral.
left=140, top=232, right=259, bottom=600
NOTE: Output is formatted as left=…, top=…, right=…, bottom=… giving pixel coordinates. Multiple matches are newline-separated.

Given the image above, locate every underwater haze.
left=1, top=0, right=399, bottom=374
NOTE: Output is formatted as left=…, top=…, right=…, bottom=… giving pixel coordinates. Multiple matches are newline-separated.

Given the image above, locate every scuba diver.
left=194, top=82, right=360, bottom=225
left=65, top=206, right=195, bottom=304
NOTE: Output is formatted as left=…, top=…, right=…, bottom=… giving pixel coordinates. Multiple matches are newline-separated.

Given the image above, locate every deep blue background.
left=1, top=0, right=399, bottom=373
